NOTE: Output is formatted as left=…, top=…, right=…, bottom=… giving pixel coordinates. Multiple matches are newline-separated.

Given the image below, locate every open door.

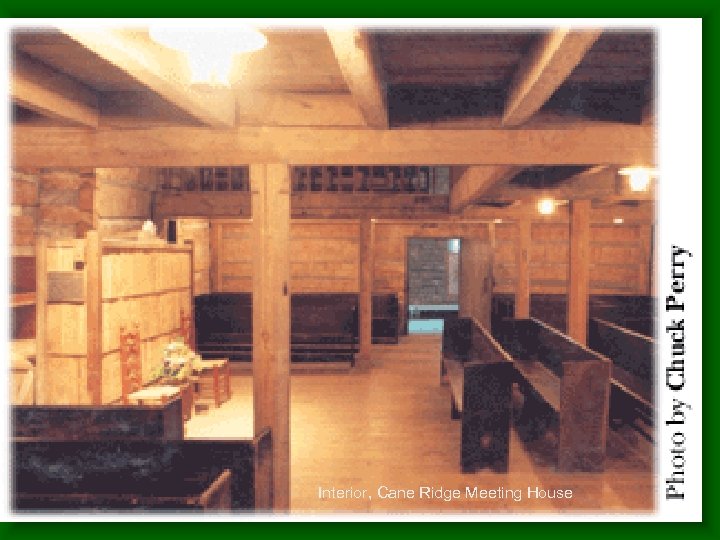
left=458, top=238, right=494, bottom=330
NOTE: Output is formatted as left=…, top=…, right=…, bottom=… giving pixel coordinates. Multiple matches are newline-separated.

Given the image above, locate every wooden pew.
left=194, top=293, right=253, bottom=362
left=589, top=295, right=655, bottom=339
left=441, top=315, right=514, bottom=473
left=12, top=429, right=272, bottom=511
left=589, top=317, right=655, bottom=442
left=195, top=292, right=360, bottom=365
left=12, top=399, right=184, bottom=441
left=491, top=293, right=655, bottom=338
left=291, top=293, right=359, bottom=364
left=494, top=317, right=612, bottom=472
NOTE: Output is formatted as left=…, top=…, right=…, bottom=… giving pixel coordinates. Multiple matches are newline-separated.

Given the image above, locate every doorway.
left=406, top=237, right=461, bottom=334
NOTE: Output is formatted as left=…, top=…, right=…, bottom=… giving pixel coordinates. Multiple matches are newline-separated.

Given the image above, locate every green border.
left=1, top=0, right=717, bottom=532
left=0, top=2, right=713, bottom=17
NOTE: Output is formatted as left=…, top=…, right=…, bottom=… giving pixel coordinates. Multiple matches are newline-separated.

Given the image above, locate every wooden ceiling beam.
left=503, top=29, right=602, bottom=127
left=12, top=124, right=654, bottom=168
left=326, top=30, right=388, bottom=129
left=12, top=50, right=99, bottom=128
left=450, top=166, right=521, bottom=213
left=59, top=29, right=235, bottom=128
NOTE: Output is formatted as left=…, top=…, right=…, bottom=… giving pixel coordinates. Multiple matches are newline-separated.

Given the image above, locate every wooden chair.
left=180, top=308, right=193, bottom=349
left=193, top=358, right=232, bottom=409
left=120, top=324, right=142, bottom=404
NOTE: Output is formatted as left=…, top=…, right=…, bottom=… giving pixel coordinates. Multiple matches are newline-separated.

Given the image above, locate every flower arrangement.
left=152, top=337, right=202, bottom=383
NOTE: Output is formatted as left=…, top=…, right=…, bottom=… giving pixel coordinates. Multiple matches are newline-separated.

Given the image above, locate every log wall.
left=95, top=168, right=159, bottom=237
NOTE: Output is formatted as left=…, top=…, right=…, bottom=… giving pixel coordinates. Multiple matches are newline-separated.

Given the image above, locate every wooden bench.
left=589, top=317, right=655, bottom=442
left=589, top=295, right=655, bottom=339
left=494, top=317, right=611, bottom=472
left=291, top=293, right=359, bottom=364
left=491, top=293, right=655, bottom=337
left=12, top=400, right=184, bottom=441
left=195, top=293, right=359, bottom=365
left=441, top=315, right=514, bottom=473
left=195, top=293, right=252, bottom=362
left=12, top=429, right=272, bottom=511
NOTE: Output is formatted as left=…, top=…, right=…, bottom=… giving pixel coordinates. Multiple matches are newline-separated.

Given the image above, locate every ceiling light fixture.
left=537, top=198, right=556, bottom=215
left=149, top=26, right=267, bottom=86
left=619, top=166, right=656, bottom=193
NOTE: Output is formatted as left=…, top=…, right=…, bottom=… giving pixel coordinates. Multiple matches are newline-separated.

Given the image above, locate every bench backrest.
left=442, top=314, right=472, bottom=360
left=195, top=293, right=252, bottom=339
left=494, top=318, right=607, bottom=378
left=13, top=435, right=268, bottom=510
left=291, top=293, right=359, bottom=338
left=12, top=399, right=184, bottom=441
left=443, top=315, right=511, bottom=365
left=589, top=317, right=655, bottom=384
left=491, top=293, right=656, bottom=338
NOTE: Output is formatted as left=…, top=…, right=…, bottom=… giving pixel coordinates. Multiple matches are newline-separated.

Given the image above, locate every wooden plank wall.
left=289, top=220, right=360, bottom=293
left=43, top=240, right=88, bottom=404
left=211, top=219, right=254, bottom=292
left=39, top=240, right=192, bottom=405
left=458, top=238, right=494, bottom=329
left=493, top=219, right=653, bottom=296
left=100, top=247, right=192, bottom=404
left=373, top=221, right=491, bottom=331
left=176, top=218, right=211, bottom=295
left=211, top=219, right=361, bottom=294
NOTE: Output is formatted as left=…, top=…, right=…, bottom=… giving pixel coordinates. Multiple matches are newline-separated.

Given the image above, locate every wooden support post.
left=85, top=230, right=102, bottom=404
left=567, top=200, right=591, bottom=344
left=458, top=240, right=472, bottom=320
left=638, top=223, right=652, bottom=295
left=515, top=218, right=532, bottom=318
left=210, top=221, right=222, bottom=292
left=251, top=164, right=291, bottom=511
left=35, top=235, right=48, bottom=404
left=357, top=217, right=374, bottom=369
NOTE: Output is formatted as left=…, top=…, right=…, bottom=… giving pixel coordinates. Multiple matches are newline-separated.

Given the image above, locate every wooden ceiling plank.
left=59, top=29, right=235, bottom=128
left=12, top=124, right=654, bottom=168
left=450, top=166, right=521, bottom=213
left=326, top=30, right=389, bottom=129
left=12, top=50, right=99, bottom=128
left=503, top=29, right=602, bottom=127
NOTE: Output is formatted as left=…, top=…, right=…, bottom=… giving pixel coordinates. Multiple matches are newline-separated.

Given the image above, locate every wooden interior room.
left=9, top=24, right=656, bottom=514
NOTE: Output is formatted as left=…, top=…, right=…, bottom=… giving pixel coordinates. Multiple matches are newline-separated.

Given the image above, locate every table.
left=192, top=358, right=231, bottom=408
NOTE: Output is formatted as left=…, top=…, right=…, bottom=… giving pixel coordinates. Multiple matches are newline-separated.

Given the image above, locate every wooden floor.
left=186, top=335, right=654, bottom=514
